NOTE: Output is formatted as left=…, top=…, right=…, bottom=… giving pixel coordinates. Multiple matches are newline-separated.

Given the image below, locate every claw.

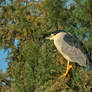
left=59, top=60, right=73, bottom=78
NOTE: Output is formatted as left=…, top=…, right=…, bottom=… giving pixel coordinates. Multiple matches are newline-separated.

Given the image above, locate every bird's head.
left=45, top=30, right=65, bottom=40
left=45, top=33, right=56, bottom=40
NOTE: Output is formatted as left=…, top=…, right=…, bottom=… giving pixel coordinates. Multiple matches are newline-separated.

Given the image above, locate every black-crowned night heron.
left=46, top=30, right=88, bottom=77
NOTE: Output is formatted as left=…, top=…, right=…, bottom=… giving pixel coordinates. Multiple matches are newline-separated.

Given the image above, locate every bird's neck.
left=54, top=32, right=66, bottom=41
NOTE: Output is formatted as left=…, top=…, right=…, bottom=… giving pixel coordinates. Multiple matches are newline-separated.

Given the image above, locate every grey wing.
left=61, top=34, right=88, bottom=66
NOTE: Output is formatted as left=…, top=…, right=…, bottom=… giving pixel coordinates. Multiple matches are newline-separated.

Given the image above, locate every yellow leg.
left=60, top=60, right=73, bottom=78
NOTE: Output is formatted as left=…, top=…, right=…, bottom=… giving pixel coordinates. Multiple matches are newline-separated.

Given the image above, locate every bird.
left=45, top=30, right=88, bottom=77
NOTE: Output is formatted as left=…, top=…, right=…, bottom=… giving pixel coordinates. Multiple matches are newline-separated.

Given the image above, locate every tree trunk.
left=90, top=14, right=92, bottom=35
left=88, top=0, right=92, bottom=62
left=88, top=0, right=92, bottom=35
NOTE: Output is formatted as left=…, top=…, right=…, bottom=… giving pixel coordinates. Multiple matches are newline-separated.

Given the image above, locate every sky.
left=0, top=39, right=18, bottom=72
left=0, top=48, right=11, bottom=72
left=0, top=0, right=73, bottom=73
left=66, top=0, right=73, bottom=8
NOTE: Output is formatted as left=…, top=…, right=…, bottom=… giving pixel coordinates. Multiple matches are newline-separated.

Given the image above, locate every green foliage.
left=0, top=0, right=92, bottom=92
left=41, top=0, right=67, bottom=30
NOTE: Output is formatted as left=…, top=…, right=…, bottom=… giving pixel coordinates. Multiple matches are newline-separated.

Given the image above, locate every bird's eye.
left=51, top=34, right=56, bottom=36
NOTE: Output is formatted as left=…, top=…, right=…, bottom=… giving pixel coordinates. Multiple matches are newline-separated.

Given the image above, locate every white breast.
left=54, top=32, right=72, bottom=61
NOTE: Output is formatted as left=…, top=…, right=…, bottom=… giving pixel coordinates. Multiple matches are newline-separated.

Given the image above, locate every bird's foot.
left=60, top=64, right=73, bottom=78
left=60, top=73, right=69, bottom=78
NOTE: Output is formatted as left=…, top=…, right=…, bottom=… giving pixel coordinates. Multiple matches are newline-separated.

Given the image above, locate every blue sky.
left=66, top=0, right=73, bottom=8
left=0, top=39, right=18, bottom=72
left=0, top=48, right=11, bottom=72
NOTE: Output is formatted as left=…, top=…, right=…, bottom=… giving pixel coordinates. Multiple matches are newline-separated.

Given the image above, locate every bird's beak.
left=45, top=36, right=51, bottom=40
left=45, top=34, right=55, bottom=40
